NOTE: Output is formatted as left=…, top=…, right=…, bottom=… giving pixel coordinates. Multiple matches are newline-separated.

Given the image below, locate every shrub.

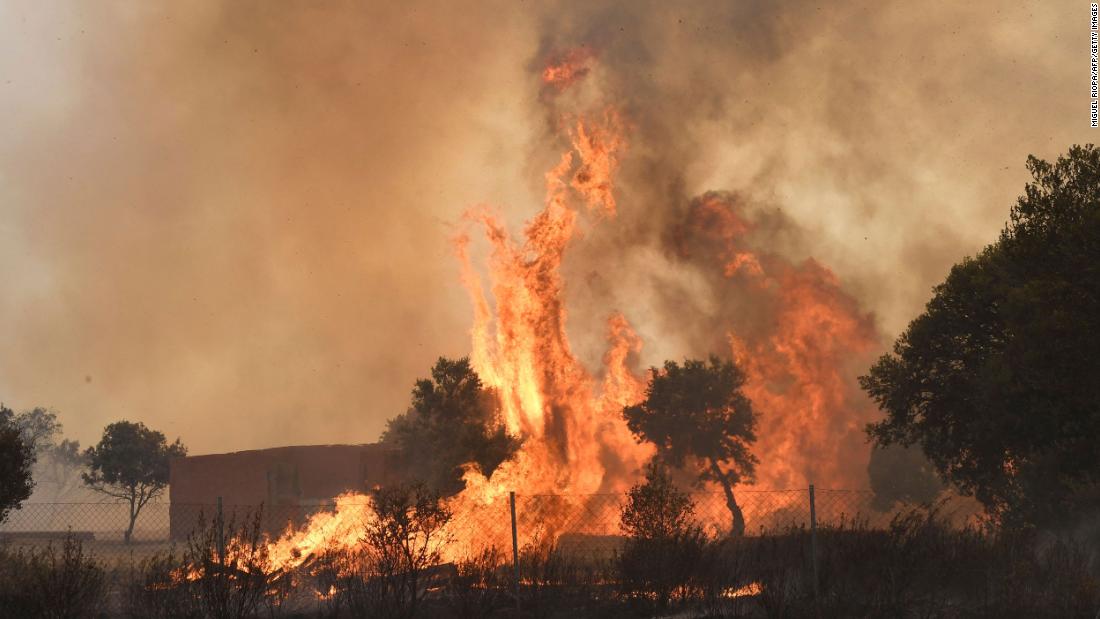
left=185, top=506, right=277, bottom=619
left=515, top=531, right=623, bottom=619
left=0, top=533, right=106, bottom=618
left=618, top=462, right=706, bottom=611
left=444, top=546, right=509, bottom=619
left=124, top=550, right=200, bottom=619
left=336, top=482, right=453, bottom=619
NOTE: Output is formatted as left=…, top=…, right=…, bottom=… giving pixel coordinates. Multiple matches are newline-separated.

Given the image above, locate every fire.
left=569, top=109, right=625, bottom=216
left=541, top=47, right=595, bottom=92
left=265, top=493, right=375, bottom=572
left=257, top=95, right=644, bottom=574
left=447, top=106, right=649, bottom=539
left=219, top=50, right=881, bottom=581
left=675, top=193, right=880, bottom=492
left=722, top=581, right=763, bottom=598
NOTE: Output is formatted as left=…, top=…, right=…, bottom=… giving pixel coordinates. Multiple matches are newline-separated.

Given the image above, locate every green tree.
left=382, top=357, right=519, bottom=496
left=83, top=421, right=187, bottom=543
left=0, top=405, right=35, bottom=523
left=624, top=356, right=758, bottom=536
left=620, top=462, right=697, bottom=541
left=862, top=144, right=1100, bottom=527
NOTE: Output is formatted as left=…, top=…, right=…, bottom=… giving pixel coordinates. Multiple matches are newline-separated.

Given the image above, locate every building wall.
left=168, top=443, right=398, bottom=539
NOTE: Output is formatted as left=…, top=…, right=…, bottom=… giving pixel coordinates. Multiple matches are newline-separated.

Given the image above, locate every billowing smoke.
left=0, top=0, right=1082, bottom=467
left=523, top=1, right=1080, bottom=488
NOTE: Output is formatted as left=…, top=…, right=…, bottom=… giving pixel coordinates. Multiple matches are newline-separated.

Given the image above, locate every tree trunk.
left=125, top=497, right=137, bottom=544
left=709, top=460, right=746, bottom=536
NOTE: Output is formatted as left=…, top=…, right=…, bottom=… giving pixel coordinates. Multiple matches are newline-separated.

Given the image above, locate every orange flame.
left=252, top=57, right=882, bottom=577
left=258, top=106, right=644, bottom=572
left=679, top=193, right=880, bottom=491
left=569, top=110, right=625, bottom=216
left=454, top=109, right=648, bottom=500
left=541, top=47, right=595, bottom=92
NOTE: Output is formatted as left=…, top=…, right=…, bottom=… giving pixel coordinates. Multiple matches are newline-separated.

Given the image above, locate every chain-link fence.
left=0, top=487, right=985, bottom=563
left=3, top=489, right=1095, bottom=617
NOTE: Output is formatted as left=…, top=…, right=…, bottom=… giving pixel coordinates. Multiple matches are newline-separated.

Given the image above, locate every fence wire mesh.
left=0, top=488, right=984, bottom=561
left=3, top=490, right=1093, bottom=618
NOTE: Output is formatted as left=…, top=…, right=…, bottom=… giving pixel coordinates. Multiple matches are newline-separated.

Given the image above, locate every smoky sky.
left=0, top=0, right=1084, bottom=456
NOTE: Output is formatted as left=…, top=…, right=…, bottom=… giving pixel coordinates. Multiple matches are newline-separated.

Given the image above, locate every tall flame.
left=450, top=107, right=649, bottom=507
left=261, top=102, right=647, bottom=571
left=677, top=193, right=880, bottom=491
left=257, top=52, right=881, bottom=574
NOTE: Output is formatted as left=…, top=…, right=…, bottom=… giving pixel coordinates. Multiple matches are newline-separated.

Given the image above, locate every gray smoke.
left=0, top=0, right=1083, bottom=457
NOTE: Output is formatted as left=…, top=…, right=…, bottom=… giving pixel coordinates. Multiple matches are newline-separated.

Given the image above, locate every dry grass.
left=3, top=505, right=1098, bottom=617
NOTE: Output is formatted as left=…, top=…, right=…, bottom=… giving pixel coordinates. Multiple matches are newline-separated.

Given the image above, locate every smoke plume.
left=0, top=0, right=1082, bottom=468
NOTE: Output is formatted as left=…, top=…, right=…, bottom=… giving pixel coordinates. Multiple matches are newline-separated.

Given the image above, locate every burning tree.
left=82, top=421, right=186, bottom=543
left=624, top=357, right=758, bottom=536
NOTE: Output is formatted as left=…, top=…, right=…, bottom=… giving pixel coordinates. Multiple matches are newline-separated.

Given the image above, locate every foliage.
left=13, top=407, right=62, bottom=457
left=35, top=438, right=89, bottom=502
left=2, top=497, right=1096, bottom=617
left=125, top=550, right=200, bottom=619
left=382, top=357, right=520, bottom=496
left=444, top=547, right=510, bottom=619
left=742, top=507, right=1100, bottom=617
left=620, top=461, right=697, bottom=541
left=11, top=407, right=89, bottom=502
left=618, top=461, right=707, bottom=610
left=623, top=356, right=758, bottom=535
left=867, top=443, right=944, bottom=511
left=515, top=532, right=621, bottom=619
left=862, top=144, right=1100, bottom=527
left=124, top=508, right=279, bottom=619
left=0, top=404, right=35, bottom=523
left=185, top=507, right=278, bottom=619
left=83, top=420, right=187, bottom=543
left=335, top=482, right=454, bottom=619
left=0, top=532, right=106, bottom=618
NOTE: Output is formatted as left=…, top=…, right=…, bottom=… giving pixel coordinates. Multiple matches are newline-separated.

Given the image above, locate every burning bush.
left=125, top=550, right=199, bottom=619
left=184, top=506, right=280, bottom=619
left=315, top=482, right=453, bottom=619
left=127, top=506, right=283, bottom=619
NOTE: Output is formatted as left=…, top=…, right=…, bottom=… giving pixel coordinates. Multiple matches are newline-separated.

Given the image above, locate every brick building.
left=168, top=443, right=398, bottom=539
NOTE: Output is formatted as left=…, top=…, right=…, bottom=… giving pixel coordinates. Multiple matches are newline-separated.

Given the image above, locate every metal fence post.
left=809, top=483, right=819, bottom=604
left=510, top=490, right=521, bottom=612
left=216, top=496, right=225, bottom=565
